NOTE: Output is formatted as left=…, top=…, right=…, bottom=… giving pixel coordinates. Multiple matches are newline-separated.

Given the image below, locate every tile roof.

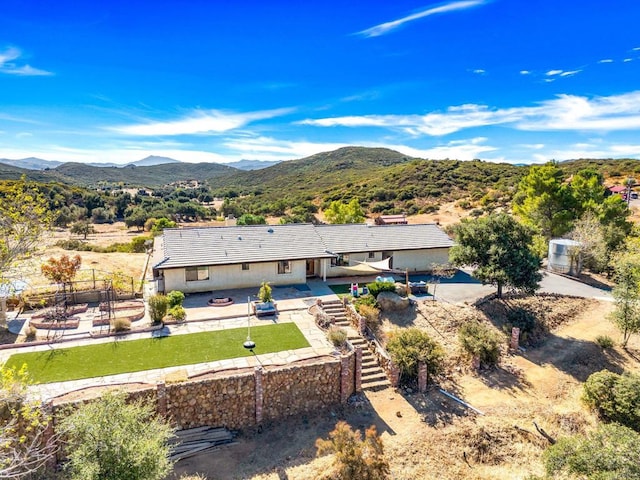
left=315, top=223, right=454, bottom=254
left=153, top=224, right=332, bottom=269
left=153, top=223, right=453, bottom=269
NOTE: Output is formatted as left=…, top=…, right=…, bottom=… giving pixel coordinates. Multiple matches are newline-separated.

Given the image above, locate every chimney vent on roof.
left=267, top=228, right=274, bottom=233
left=238, top=236, right=242, bottom=240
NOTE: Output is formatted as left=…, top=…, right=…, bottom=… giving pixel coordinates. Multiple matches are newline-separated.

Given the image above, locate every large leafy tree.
left=449, top=213, right=542, bottom=298
left=512, top=162, right=575, bottom=239
left=324, top=198, right=365, bottom=224
left=570, top=168, right=605, bottom=215
left=41, top=254, right=82, bottom=292
left=609, top=249, right=640, bottom=347
left=0, top=365, right=58, bottom=479
left=60, top=391, right=174, bottom=480
left=0, top=180, right=50, bottom=326
left=0, top=180, right=50, bottom=284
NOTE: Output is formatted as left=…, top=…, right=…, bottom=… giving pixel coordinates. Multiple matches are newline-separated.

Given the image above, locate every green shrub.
left=166, top=290, right=185, bottom=308
left=506, top=307, right=536, bottom=333
left=316, top=421, right=390, bottom=480
left=386, top=327, right=444, bottom=381
left=327, top=326, right=348, bottom=347
left=595, top=335, right=615, bottom=349
left=168, top=305, right=186, bottom=322
left=131, top=235, right=152, bottom=253
left=582, top=370, right=640, bottom=431
left=148, top=294, right=168, bottom=324
left=112, top=318, right=132, bottom=332
left=458, top=321, right=503, bottom=367
left=258, top=281, right=273, bottom=303
left=543, top=424, right=640, bottom=479
left=354, top=294, right=376, bottom=310
left=357, top=303, right=381, bottom=333
left=55, top=239, right=93, bottom=251
left=366, top=281, right=396, bottom=298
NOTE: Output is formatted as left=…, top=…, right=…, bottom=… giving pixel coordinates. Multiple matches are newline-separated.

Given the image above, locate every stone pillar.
left=418, top=362, right=428, bottom=393
left=157, top=382, right=167, bottom=416
left=255, top=367, right=264, bottom=425
left=389, top=362, right=400, bottom=388
left=510, top=327, right=520, bottom=351
left=355, top=347, right=363, bottom=393
left=340, top=354, right=352, bottom=403
left=358, top=314, right=366, bottom=335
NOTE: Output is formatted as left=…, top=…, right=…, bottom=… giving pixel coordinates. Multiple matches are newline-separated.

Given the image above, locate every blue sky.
left=1, top=0, right=640, bottom=165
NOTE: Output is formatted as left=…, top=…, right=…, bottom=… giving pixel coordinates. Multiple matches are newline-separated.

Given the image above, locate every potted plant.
left=254, top=282, right=276, bottom=317
left=258, top=281, right=272, bottom=303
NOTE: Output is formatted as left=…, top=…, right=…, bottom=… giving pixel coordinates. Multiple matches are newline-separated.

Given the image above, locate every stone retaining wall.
left=52, top=353, right=358, bottom=431
left=166, top=371, right=256, bottom=429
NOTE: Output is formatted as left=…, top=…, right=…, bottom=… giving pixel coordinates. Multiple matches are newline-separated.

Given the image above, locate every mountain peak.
left=127, top=156, right=181, bottom=167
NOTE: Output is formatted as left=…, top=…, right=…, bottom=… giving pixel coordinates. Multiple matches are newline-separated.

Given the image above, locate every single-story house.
left=151, top=223, right=454, bottom=294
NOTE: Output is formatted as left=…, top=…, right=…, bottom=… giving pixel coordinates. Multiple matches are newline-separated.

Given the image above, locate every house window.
left=331, top=254, right=349, bottom=267
left=242, top=263, right=250, bottom=271
left=368, top=252, right=376, bottom=259
left=185, top=266, right=209, bottom=282
left=277, top=260, right=292, bottom=274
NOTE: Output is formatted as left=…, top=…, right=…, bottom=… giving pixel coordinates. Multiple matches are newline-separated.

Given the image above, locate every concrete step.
left=361, top=378, right=391, bottom=391
left=362, top=367, right=386, bottom=377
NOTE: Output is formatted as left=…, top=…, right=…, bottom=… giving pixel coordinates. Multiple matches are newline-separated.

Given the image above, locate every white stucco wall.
left=161, top=260, right=307, bottom=293
left=393, top=248, right=450, bottom=272
left=325, top=248, right=450, bottom=278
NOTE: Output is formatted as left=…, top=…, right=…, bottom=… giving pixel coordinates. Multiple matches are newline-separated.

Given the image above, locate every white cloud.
left=520, top=70, right=531, bottom=75
left=111, top=108, right=293, bottom=136
left=472, top=69, right=486, bottom=74
left=546, top=69, right=563, bottom=76
left=598, top=59, right=614, bottom=63
left=0, top=46, right=52, bottom=76
left=301, top=91, right=640, bottom=136
left=560, top=69, right=581, bottom=77
left=518, top=91, right=640, bottom=131
left=386, top=142, right=497, bottom=160
left=633, top=47, right=640, bottom=51
left=624, top=58, right=633, bottom=62
left=222, top=136, right=350, bottom=161
left=357, top=0, right=487, bottom=38
left=300, top=104, right=526, bottom=136
left=532, top=142, right=640, bottom=163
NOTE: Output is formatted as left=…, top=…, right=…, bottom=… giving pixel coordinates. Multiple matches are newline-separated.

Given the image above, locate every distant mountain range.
left=0, top=155, right=280, bottom=171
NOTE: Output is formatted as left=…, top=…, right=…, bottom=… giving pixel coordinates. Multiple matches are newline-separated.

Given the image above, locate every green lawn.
left=329, top=284, right=366, bottom=298
left=6, top=323, right=309, bottom=384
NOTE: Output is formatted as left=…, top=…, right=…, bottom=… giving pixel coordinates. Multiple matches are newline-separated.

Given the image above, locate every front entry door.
left=306, top=259, right=315, bottom=277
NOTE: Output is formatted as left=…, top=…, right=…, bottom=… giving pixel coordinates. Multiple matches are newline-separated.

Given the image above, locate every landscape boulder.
left=377, top=291, right=410, bottom=311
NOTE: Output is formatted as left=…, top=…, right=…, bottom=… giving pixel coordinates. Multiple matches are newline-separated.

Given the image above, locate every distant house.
left=374, top=214, right=408, bottom=225
left=608, top=185, right=626, bottom=196
left=151, top=223, right=454, bottom=293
